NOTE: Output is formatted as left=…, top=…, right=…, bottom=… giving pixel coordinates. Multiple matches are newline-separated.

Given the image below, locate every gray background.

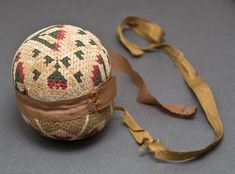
left=0, top=0, right=234, bottom=173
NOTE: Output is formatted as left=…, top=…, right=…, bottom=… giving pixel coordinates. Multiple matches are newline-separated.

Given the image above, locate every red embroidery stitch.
left=17, top=62, right=25, bottom=82
left=55, top=29, right=66, bottom=40
left=95, top=54, right=108, bottom=79
left=52, top=42, right=61, bottom=51
left=96, top=54, right=103, bottom=64
left=91, top=65, right=102, bottom=86
left=47, top=80, right=67, bottom=90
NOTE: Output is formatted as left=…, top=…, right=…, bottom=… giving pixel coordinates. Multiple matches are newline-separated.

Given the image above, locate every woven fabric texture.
left=12, top=25, right=113, bottom=140
left=12, top=25, right=111, bottom=102
left=22, top=104, right=113, bottom=140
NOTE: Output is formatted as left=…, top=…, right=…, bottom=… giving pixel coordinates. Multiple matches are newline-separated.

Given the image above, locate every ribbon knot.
left=139, top=137, right=155, bottom=152
left=117, top=16, right=165, bottom=56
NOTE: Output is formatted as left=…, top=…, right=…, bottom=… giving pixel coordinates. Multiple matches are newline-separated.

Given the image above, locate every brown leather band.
left=16, top=76, right=116, bottom=121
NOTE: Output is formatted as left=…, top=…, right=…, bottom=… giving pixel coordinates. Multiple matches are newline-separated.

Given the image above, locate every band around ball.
left=16, top=76, right=116, bottom=121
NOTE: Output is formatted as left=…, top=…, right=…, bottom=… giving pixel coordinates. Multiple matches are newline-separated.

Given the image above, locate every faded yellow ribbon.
left=114, top=16, right=223, bottom=161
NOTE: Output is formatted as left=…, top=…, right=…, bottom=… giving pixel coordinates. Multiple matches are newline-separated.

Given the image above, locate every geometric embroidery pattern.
left=91, top=65, right=103, bottom=86
left=96, top=54, right=108, bottom=79
left=32, top=69, right=41, bottom=81
left=78, top=30, right=86, bottom=35
left=74, top=50, right=84, bottom=60
left=31, top=25, right=62, bottom=51
left=15, top=62, right=25, bottom=83
left=74, top=71, right=83, bottom=83
left=47, top=62, right=67, bottom=90
left=32, top=49, right=41, bottom=58
left=89, top=39, right=96, bottom=45
left=14, top=52, right=21, bottom=62
left=60, top=56, right=71, bottom=68
left=76, top=40, right=85, bottom=47
left=44, top=56, right=54, bottom=66
left=14, top=61, right=25, bottom=93
left=12, top=24, right=111, bottom=102
left=49, top=29, right=65, bottom=40
left=12, top=24, right=114, bottom=142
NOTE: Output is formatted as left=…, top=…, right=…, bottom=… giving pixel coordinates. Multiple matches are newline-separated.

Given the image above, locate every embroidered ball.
left=12, top=25, right=113, bottom=140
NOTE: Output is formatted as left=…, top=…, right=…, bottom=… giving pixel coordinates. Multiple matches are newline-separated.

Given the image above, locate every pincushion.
left=12, top=25, right=114, bottom=140
left=11, top=16, right=223, bottom=162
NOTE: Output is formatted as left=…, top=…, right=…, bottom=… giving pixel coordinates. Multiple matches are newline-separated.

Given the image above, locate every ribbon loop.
left=117, top=16, right=164, bottom=56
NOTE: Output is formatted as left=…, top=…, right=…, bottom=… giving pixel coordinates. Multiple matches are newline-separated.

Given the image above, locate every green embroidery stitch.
left=92, top=65, right=102, bottom=86
left=48, top=70, right=65, bottom=81
left=76, top=40, right=85, bottom=47
left=60, top=56, right=71, bottom=68
left=74, top=50, right=84, bottom=60
left=54, top=62, right=61, bottom=70
left=14, top=62, right=25, bottom=93
left=47, top=61, right=67, bottom=82
left=96, top=55, right=108, bottom=79
left=95, top=68, right=102, bottom=86
left=31, top=25, right=61, bottom=50
left=49, top=29, right=65, bottom=40
left=78, top=30, right=86, bottom=35
left=44, top=56, right=54, bottom=66
left=74, top=71, right=83, bottom=83
left=89, top=39, right=96, bottom=45
left=32, top=49, right=41, bottom=58
left=14, top=52, right=21, bottom=62
left=15, top=63, right=24, bottom=83
left=49, top=30, right=59, bottom=39
left=32, top=69, right=41, bottom=81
